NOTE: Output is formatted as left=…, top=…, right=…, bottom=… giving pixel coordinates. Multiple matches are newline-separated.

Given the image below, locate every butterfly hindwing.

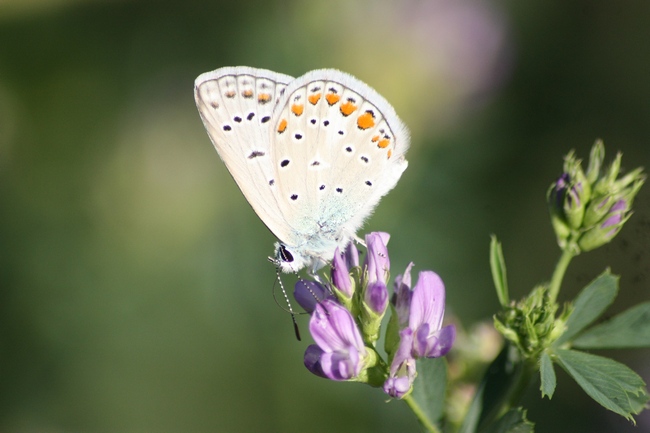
left=270, top=70, right=409, bottom=260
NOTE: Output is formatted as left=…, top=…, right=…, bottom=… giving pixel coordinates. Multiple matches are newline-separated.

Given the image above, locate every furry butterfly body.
left=194, top=67, right=409, bottom=273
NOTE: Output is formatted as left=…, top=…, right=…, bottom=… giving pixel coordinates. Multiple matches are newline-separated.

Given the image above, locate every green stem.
left=404, top=394, right=441, bottom=433
left=548, top=244, right=578, bottom=303
left=501, top=358, right=538, bottom=416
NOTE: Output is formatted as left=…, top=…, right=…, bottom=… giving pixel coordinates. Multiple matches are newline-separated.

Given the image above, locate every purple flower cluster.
left=294, top=232, right=456, bottom=398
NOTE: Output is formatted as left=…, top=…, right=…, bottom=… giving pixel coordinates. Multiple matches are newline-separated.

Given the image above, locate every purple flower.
left=392, top=265, right=456, bottom=359
left=304, top=300, right=368, bottom=381
left=331, top=247, right=353, bottom=298
left=364, top=232, right=390, bottom=284
left=294, top=280, right=333, bottom=313
left=384, top=328, right=417, bottom=398
left=409, top=271, right=456, bottom=358
left=383, top=266, right=455, bottom=398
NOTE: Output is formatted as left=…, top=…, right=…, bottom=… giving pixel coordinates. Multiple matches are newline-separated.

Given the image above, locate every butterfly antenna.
left=273, top=267, right=301, bottom=341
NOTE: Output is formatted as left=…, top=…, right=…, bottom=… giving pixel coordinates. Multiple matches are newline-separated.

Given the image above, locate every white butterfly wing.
left=269, top=70, right=409, bottom=266
left=194, top=67, right=294, bottom=241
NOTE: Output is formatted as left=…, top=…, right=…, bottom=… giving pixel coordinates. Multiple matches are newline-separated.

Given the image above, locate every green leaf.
left=410, top=357, right=447, bottom=428
left=553, top=271, right=618, bottom=347
left=490, top=235, right=509, bottom=307
left=555, top=349, right=649, bottom=421
left=573, top=302, right=650, bottom=349
left=539, top=352, right=556, bottom=399
left=480, top=408, right=535, bottom=433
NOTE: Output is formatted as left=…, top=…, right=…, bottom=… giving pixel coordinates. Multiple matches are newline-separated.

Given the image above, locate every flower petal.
left=365, top=280, right=388, bottom=314
left=393, top=262, right=414, bottom=328
left=383, top=375, right=413, bottom=399
left=364, top=232, right=390, bottom=284
left=304, top=344, right=327, bottom=378
left=409, top=271, right=446, bottom=332
left=344, top=241, right=360, bottom=269
left=331, top=247, right=353, bottom=297
left=426, top=324, right=457, bottom=358
left=384, top=328, right=417, bottom=398
left=319, top=345, right=361, bottom=380
left=294, top=280, right=331, bottom=313
left=414, top=323, right=456, bottom=358
left=309, top=300, right=365, bottom=354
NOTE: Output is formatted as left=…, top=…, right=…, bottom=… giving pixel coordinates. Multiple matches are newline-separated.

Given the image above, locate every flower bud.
left=493, top=286, right=559, bottom=357
left=359, top=232, right=391, bottom=343
left=364, top=232, right=390, bottom=285
left=547, top=167, right=589, bottom=242
left=365, top=281, right=388, bottom=315
left=294, top=280, right=333, bottom=313
left=331, top=247, right=354, bottom=300
left=586, top=139, right=605, bottom=185
left=579, top=199, right=631, bottom=251
left=360, top=281, right=388, bottom=343
left=344, top=241, right=360, bottom=269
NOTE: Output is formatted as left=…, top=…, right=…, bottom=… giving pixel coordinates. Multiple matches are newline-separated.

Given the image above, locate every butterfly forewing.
left=194, top=67, right=294, bottom=240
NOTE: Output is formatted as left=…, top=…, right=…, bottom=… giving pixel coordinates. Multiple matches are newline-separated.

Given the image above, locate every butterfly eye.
left=279, top=244, right=294, bottom=263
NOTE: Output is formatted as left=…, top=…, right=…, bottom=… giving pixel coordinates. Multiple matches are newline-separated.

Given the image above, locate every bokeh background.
left=1, top=0, right=649, bottom=432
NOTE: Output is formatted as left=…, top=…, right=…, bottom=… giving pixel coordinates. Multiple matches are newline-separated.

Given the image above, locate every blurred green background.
left=1, top=0, right=648, bottom=432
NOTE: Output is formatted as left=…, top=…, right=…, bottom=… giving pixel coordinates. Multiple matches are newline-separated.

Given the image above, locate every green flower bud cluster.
left=547, top=140, right=645, bottom=253
left=493, top=286, right=568, bottom=358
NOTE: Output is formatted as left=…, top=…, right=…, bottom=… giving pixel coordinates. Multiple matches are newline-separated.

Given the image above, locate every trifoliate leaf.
left=410, top=357, right=447, bottom=429
left=573, top=302, right=650, bottom=349
left=555, top=349, right=649, bottom=422
left=553, top=271, right=618, bottom=347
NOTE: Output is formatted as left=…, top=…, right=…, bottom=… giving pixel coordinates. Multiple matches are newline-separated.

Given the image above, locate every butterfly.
left=194, top=67, right=409, bottom=274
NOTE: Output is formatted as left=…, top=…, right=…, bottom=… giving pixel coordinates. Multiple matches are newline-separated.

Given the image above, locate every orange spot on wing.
left=291, top=104, right=304, bottom=116
left=377, top=139, right=390, bottom=148
left=387, top=149, right=392, bottom=159
left=326, top=93, right=341, bottom=105
left=371, top=135, right=380, bottom=142
left=357, top=111, right=375, bottom=130
left=278, top=119, right=287, bottom=133
left=224, top=90, right=236, bottom=98
left=258, top=93, right=271, bottom=103
left=308, top=93, right=322, bottom=105
left=242, top=89, right=253, bottom=98
left=340, top=101, right=357, bottom=116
